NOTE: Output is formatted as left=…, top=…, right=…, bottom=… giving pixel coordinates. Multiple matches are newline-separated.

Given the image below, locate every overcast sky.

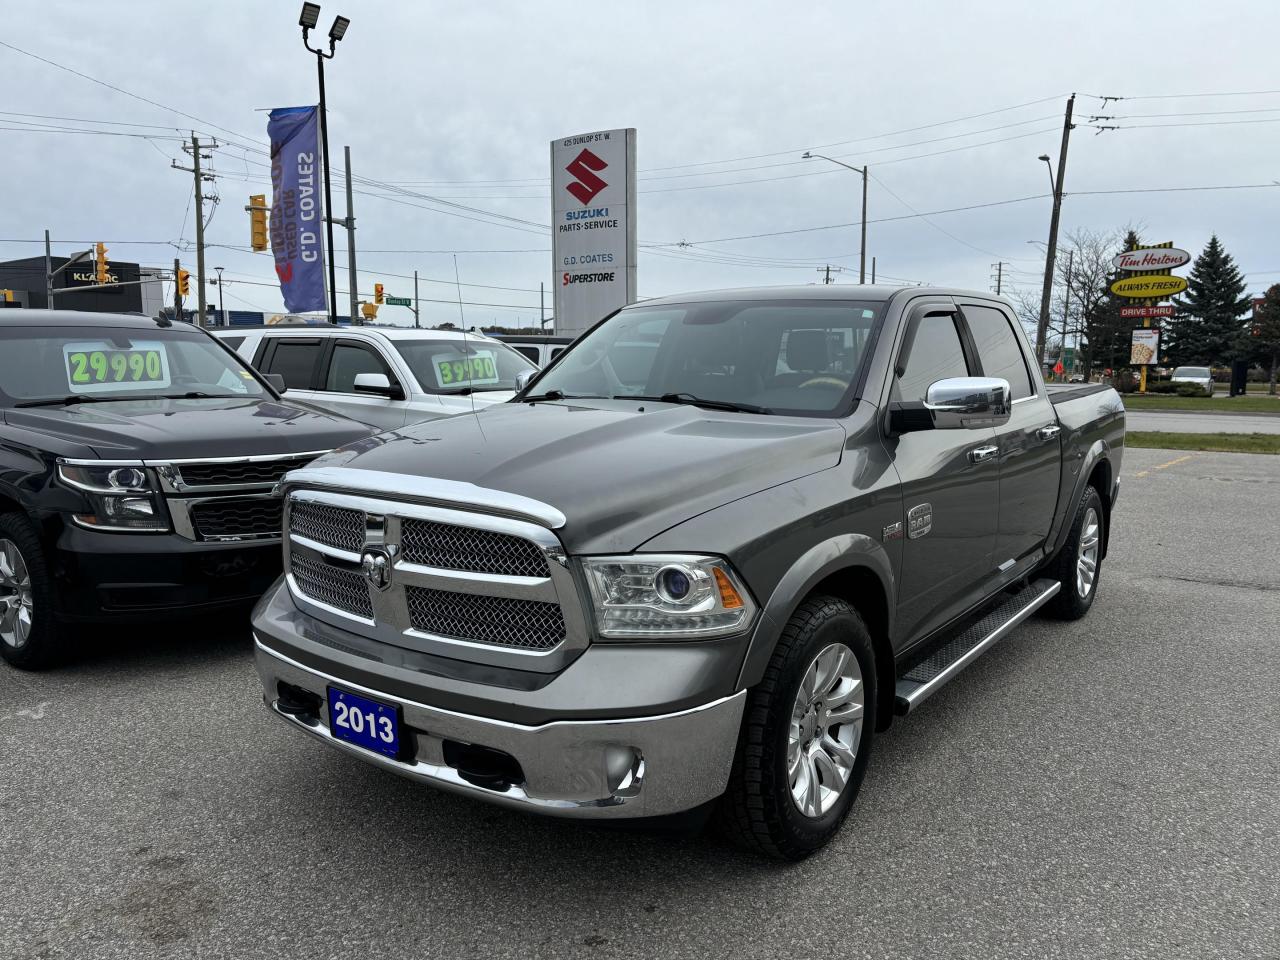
left=3, top=0, right=1278, bottom=327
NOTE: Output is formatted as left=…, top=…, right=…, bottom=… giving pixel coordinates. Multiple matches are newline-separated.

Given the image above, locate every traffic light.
left=248, top=194, right=269, bottom=252
left=177, top=268, right=190, bottom=297
left=361, top=302, right=379, bottom=321
left=1, top=290, right=13, bottom=302
left=373, top=283, right=384, bottom=305
left=95, top=242, right=109, bottom=284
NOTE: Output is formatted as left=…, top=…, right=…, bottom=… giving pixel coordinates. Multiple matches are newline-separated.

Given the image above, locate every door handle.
left=1036, top=425, right=1062, bottom=441
left=968, top=444, right=999, bottom=464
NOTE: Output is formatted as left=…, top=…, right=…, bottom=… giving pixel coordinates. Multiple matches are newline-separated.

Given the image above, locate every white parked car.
left=213, top=325, right=537, bottom=430
left=1170, top=366, right=1214, bottom=396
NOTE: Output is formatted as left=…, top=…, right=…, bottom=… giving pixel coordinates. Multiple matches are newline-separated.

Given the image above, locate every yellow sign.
left=1110, top=275, right=1188, bottom=299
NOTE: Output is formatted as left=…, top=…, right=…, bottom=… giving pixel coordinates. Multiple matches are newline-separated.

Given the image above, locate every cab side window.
left=512, top=345, right=540, bottom=364
left=895, top=313, right=970, bottom=402
left=324, top=341, right=395, bottom=393
left=963, top=305, right=1034, bottom=399
left=261, top=338, right=323, bottom=389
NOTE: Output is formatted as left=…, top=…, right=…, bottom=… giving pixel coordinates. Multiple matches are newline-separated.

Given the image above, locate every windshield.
left=392, top=338, right=536, bottom=394
left=1174, top=367, right=1210, bottom=378
left=0, top=325, right=269, bottom=405
left=529, top=299, right=883, bottom=416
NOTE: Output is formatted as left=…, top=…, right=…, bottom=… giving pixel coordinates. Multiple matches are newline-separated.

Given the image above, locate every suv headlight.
left=582, top=554, right=757, bottom=639
left=57, top=461, right=168, bottom=532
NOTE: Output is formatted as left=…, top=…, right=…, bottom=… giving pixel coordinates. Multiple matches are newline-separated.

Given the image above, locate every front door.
left=884, top=303, right=1000, bottom=645
left=314, top=339, right=409, bottom=431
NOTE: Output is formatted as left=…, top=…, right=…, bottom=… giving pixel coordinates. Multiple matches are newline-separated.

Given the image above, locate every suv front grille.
left=191, top=497, right=282, bottom=539
left=176, top=455, right=316, bottom=487
left=400, top=518, right=549, bottom=577
left=405, top=586, right=565, bottom=650
left=290, top=500, right=365, bottom=553
left=290, top=552, right=373, bottom=620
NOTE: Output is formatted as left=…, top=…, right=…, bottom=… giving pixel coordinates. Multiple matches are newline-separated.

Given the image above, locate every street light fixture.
left=299, top=2, right=351, bottom=326
left=1038, top=154, right=1055, bottom=194
left=802, top=152, right=869, bottom=284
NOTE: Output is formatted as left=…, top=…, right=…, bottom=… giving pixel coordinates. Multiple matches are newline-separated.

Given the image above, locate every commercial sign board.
left=551, top=128, right=637, bottom=336
left=1120, top=304, right=1175, bottom=319
left=1111, top=275, right=1188, bottom=299
left=1111, top=247, right=1191, bottom=272
left=1130, top=328, right=1160, bottom=366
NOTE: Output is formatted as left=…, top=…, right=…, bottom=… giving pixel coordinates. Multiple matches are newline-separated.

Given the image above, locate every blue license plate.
left=327, top=686, right=402, bottom=759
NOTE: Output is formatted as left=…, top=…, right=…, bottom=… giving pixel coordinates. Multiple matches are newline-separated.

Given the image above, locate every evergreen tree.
left=1242, top=283, right=1280, bottom=395
left=1082, top=229, right=1141, bottom=377
left=1165, top=235, right=1251, bottom=365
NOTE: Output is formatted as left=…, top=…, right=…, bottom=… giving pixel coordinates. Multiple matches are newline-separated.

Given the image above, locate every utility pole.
left=817, top=265, right=843, bottom=284
left=859, top=165, right=868, bottom=284
left=341, top=145, right=358, bottom=323
left=540, top=282, right=545, bottom=327
left=172, top=136, right=217, bottom=327
left=413, top=269, right=420, bottom=328
left=1035, top=94, right=1075, bottom=367
left=991, top=261, right=1007, bottom=295
left=871, top=256, right=876, bottom=284
left=44, top=230, right=53, bottom=309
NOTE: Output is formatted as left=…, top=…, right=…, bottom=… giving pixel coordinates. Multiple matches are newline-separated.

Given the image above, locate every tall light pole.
left=1034, top=94, right=1076, bottom=368
left=802, top=152, right=868, bottom=283
left=299, top=3, right=351, bottom=326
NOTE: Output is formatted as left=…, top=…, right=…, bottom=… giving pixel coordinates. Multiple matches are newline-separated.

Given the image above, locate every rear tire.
left=1043, top=485, right=1105, bottom=621
left=717, top=596, right=876, bottom=860
left=0, top=512, right=64, bottom=670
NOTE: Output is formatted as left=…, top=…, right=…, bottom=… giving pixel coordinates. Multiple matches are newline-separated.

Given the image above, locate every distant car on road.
left=214, top=325, right=537, bottom=430
left=1171, top=366, right=1214, bottom=396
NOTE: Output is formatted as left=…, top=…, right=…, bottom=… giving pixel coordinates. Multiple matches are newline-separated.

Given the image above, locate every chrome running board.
left=894, top=578, right=1061, bottom=715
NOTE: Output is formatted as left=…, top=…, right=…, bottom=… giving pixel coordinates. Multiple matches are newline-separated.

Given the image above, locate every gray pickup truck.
left=252, top=285, right=1124, bottom=859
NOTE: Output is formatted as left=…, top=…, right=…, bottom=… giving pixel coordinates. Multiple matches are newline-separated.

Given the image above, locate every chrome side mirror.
left=514, top=369, right=536, bottom=393
left=925, top=376, right=1012, bottom=429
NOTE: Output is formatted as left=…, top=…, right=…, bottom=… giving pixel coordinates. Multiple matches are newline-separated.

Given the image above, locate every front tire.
left=717, top=596, right=876, bottom=860
left=1043, top=485, right=1105, bottom=620
left=0, top=512, right=64, bottom=670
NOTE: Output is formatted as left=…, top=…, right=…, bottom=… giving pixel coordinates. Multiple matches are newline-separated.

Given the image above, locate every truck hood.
left=3, top=396, right=372, bottom=460
left=304, top=399, right=846, bottom=553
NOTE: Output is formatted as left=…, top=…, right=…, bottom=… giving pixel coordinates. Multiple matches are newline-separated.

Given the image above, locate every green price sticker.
left=431, top=350, right=499, bottom=388
left=62, top=341, right=171, bottom=394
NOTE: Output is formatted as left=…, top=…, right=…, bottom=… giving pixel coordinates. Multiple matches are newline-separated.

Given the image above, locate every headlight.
left=582, top=554, right=757, bottom=639
left=57, top=460, right=168, bottom=532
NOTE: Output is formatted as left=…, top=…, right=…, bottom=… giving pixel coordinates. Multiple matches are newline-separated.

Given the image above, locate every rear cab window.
left=961, top=304, right=1034, bottom=400
left=261, top=338, right=324, bottom=389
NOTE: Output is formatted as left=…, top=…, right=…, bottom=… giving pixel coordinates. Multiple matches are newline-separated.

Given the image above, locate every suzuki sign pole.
left=551, top=129, right=637, bottom=336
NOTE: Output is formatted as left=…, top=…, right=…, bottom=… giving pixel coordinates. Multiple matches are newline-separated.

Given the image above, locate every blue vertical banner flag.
left=267, top=106, right=327, bottom=314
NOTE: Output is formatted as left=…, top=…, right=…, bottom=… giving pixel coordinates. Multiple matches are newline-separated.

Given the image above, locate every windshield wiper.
left=153, top=391, right=244, bottom=400
left=518, top=390, right=604, bottom=403
left=618, top=393, right=772, bottom=415
left=13, top=394, right=121, bottom=408
left=441, top=386, right=512, bottom=396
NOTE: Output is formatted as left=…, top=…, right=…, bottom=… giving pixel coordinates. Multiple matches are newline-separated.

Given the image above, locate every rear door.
left=313, top=338, right=409, bottom=430
left=884, top=300, right=1000, bottom=645
left=957, top=301, right=1061, bottom=571
left=256, top=335, right=326, bottom=408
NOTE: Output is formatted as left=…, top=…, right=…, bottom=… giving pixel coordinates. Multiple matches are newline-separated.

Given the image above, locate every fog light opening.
left=605, top=745, right=645, bottom=798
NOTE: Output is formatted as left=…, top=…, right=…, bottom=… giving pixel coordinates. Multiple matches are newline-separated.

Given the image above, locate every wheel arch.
left=738, top=534, right=897, bottom=733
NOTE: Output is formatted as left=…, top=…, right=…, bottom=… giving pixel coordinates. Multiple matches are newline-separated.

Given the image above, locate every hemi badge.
left=882, top=521, right=904, bottom=541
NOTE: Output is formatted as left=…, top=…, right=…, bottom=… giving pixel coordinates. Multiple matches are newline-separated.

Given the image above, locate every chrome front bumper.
left=255, top=639, right=746, bottom=818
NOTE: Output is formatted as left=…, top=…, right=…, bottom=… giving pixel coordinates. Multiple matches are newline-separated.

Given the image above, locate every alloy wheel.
left=788, top=643, right=864, bottom=818
left=0, top=539, right=33, bottom=648
left=1076, top=507, right=1100, bottom=599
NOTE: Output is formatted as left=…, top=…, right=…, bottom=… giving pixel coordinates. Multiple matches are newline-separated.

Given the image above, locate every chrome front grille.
left=400, top=518, right=549, bottom=577
left=290, top=500, right=365, bottom=553
left=289, top=552, right=374, bottom=620
left=283, top=488, right=587, bottom=673
left=405, top=586, right=565, bottom=650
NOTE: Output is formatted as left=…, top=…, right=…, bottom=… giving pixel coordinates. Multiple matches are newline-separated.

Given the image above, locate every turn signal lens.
left=713, top=566, right=744, bottom=609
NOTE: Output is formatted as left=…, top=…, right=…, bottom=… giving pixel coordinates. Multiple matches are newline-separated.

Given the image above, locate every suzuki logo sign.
left=565, top=148, right=608, bottom=206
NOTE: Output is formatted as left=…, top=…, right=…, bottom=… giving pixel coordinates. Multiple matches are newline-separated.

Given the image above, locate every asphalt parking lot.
left=2, top=447, right=1277, bottom=960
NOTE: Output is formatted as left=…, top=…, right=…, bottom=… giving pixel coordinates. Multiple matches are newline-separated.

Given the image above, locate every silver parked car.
left=1171, top=366, right=1214, bottom=396
left=213, top=325, right=537, bottom=430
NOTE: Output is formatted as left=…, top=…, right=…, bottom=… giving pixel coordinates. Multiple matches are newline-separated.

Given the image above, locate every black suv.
left=0, top=311, right=373, bottom=668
